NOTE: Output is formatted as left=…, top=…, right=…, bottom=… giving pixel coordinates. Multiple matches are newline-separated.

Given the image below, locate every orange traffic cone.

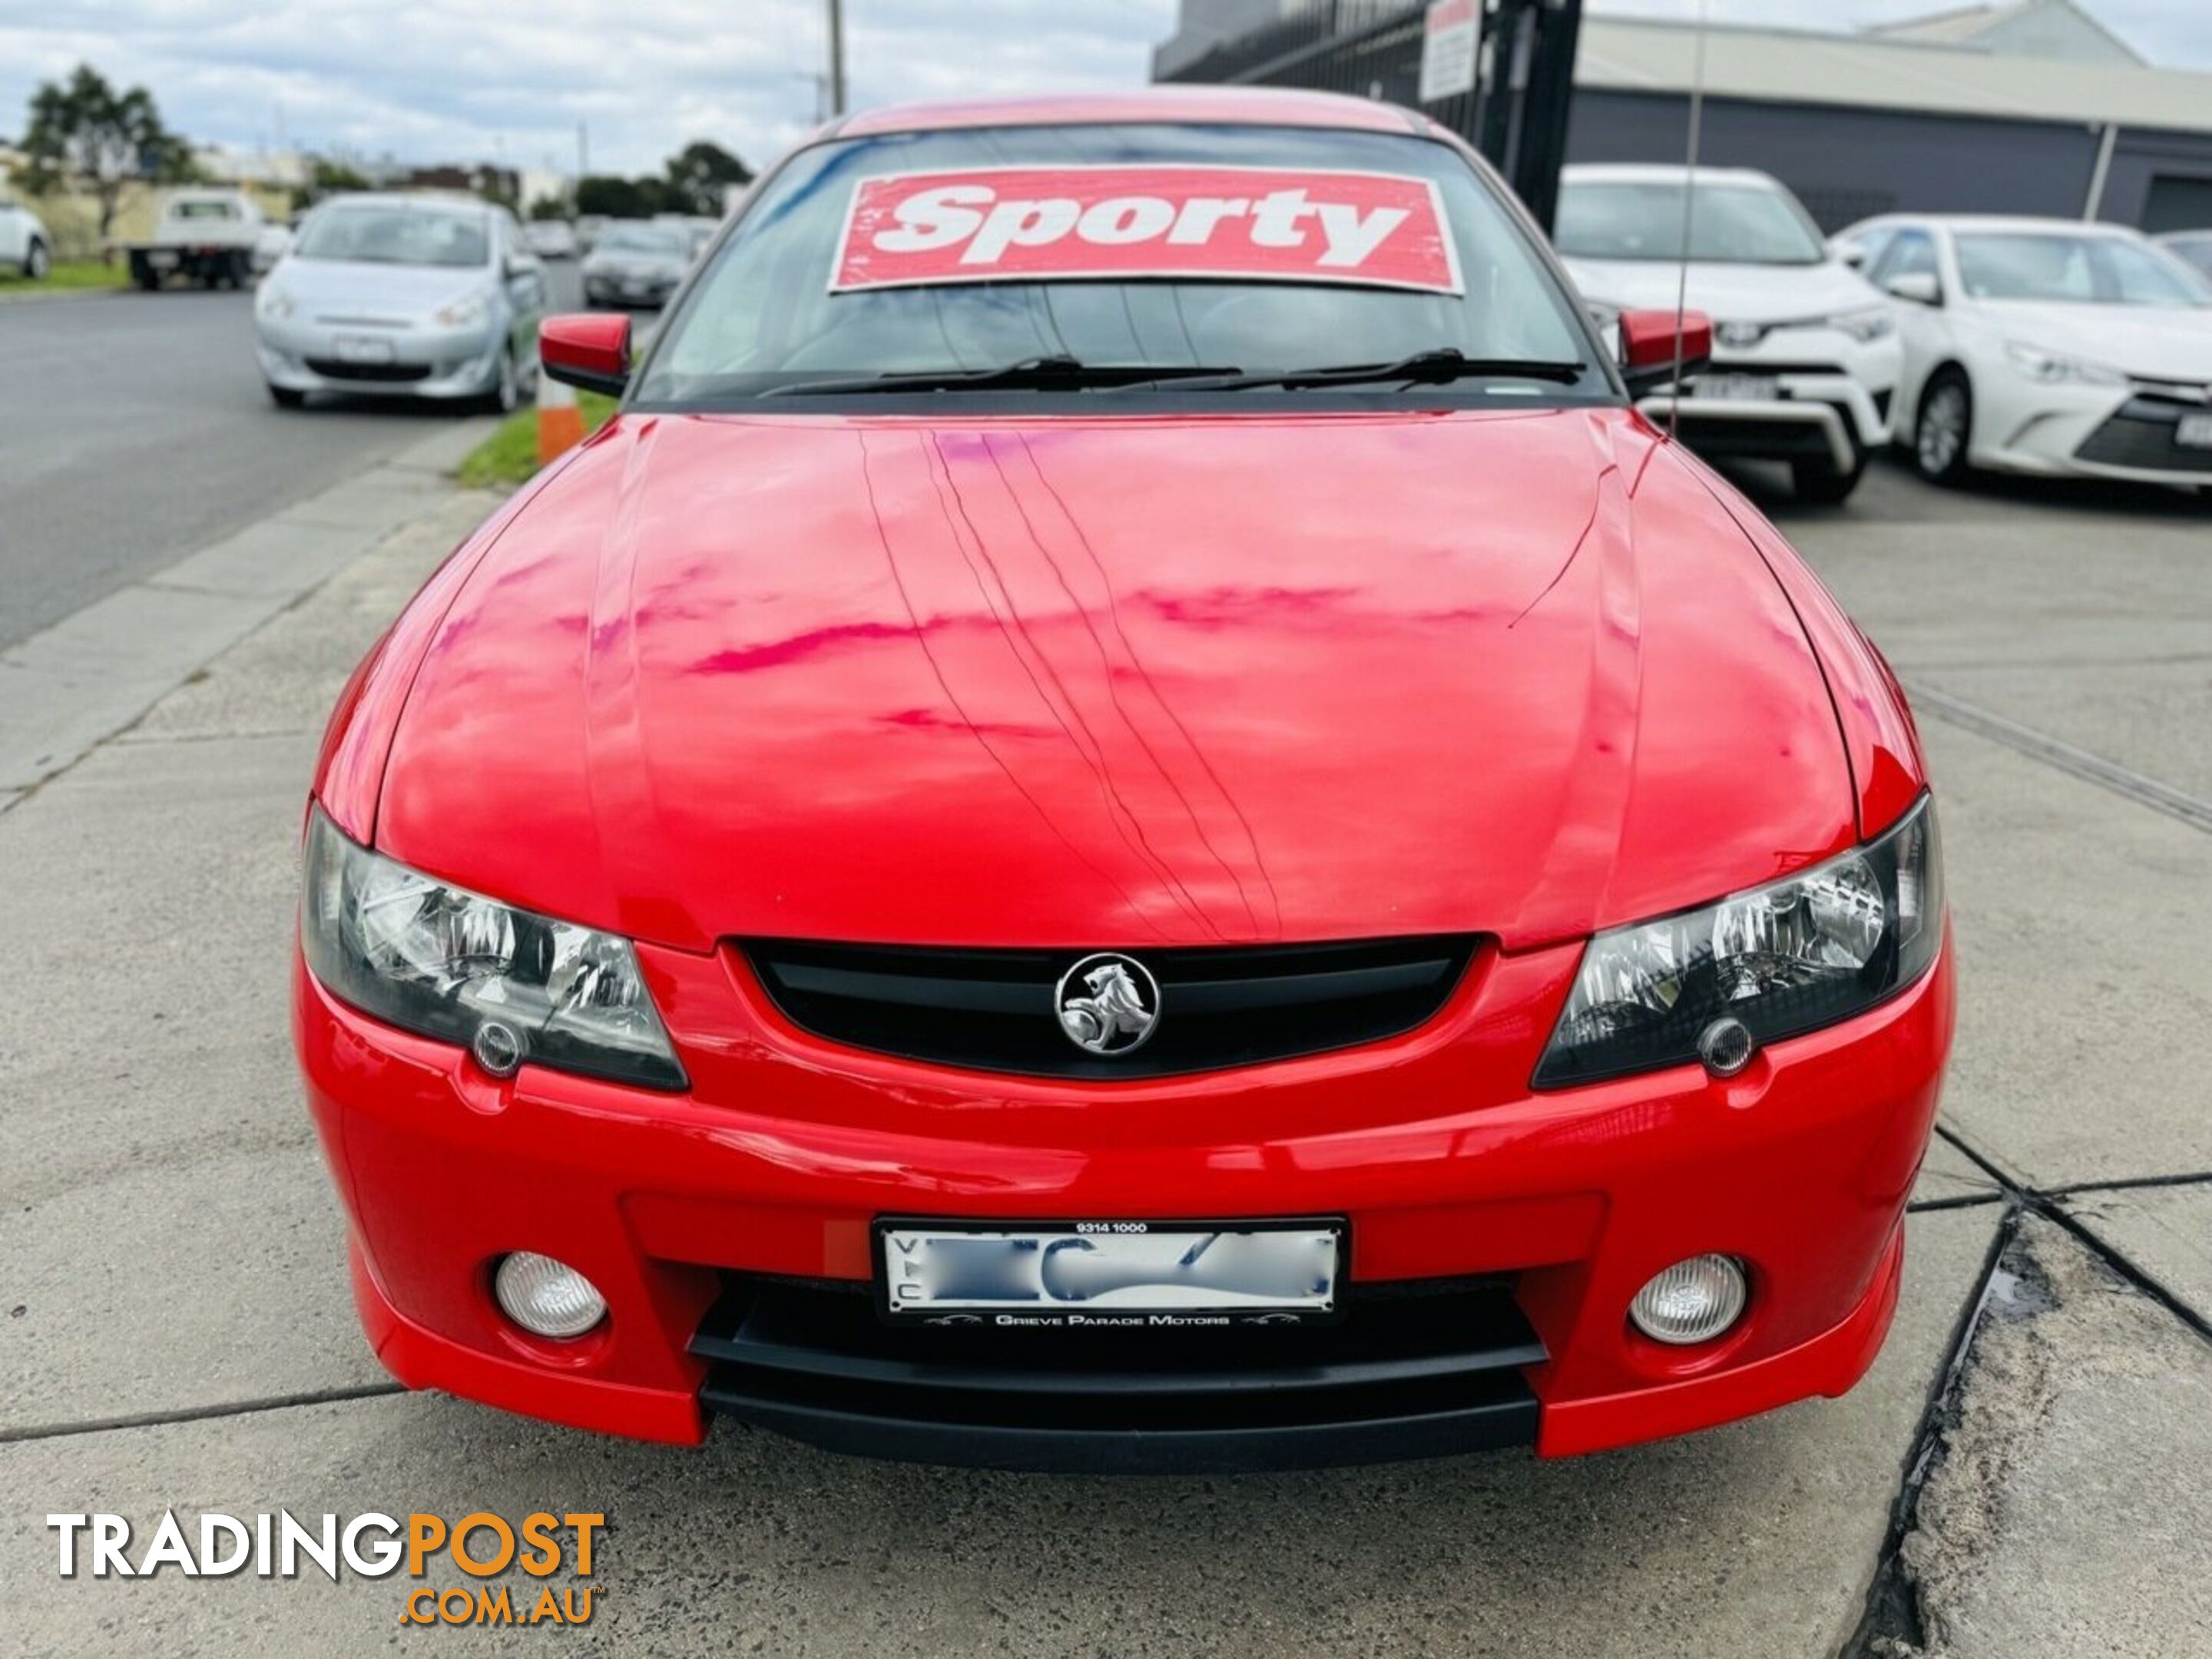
left=537, top=367, right=586, bottom=466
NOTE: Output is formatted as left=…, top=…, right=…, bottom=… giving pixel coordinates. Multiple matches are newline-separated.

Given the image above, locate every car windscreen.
left=634, top=123, right=1598, bottom=405
left=597, top=226, right=687, bottom=255
left=1555, top=181, right=1825, bottom=266
left=1955, top=233, right=2212, bottom=306
left=293, top=207, right=489, bottom=268
left=2163, top=237, right=2212, bottom=280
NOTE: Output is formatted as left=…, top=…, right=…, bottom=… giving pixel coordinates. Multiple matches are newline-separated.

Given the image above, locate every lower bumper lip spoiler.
left=690, top=1276, right=1545, bottom=1475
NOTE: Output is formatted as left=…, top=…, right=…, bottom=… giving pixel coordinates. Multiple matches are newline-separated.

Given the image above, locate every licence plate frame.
left=2175, top=412, right=2212, bottom=449
left=873, top=1216, right=1349, bottom=1328
left=1693, top=372, right=1780, bottom=402
left=334, top=335, right=397, bottom=366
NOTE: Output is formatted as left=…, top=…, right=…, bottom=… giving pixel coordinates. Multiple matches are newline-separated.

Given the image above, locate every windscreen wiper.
left=1150, top=348, right=1590, bottom=393
left=760, top=355, right=1243, bottom=397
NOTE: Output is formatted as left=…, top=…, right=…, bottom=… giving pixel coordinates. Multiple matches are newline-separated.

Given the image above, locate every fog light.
left=493, top=1252, right=605, bottom=1339
left=1628, top=1254, right=1748, bottom=1345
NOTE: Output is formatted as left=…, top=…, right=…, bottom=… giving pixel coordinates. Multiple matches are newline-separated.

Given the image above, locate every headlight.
left=2004, top=341, right=2126, bottom=386
left=258, top=287, right=294, bottom=320
left=300, top=810, right=686, bottom=1090
left=1823, top=306, right=1894, bottom=343
left=1535, top=795, right=1942, bottom=1088
left=434, top=292, right=490, bottom=329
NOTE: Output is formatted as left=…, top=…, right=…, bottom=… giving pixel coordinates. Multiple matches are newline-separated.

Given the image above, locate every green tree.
left=575, top=174, right=657, bottom=219
left=21, top=64, right=190, bottom=240
left=661, top=140, right=752, bottom=217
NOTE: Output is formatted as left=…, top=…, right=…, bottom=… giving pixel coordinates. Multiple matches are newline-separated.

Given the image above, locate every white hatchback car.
left=1556, top=164, right=1900, bottom=503
left=1835, top=214, right=2212, bottom=489
left=0, top=190, right=52, bottom=280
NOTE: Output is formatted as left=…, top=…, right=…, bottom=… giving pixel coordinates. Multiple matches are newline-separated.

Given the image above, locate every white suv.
left=0, top=192, right=51, bottom=280
left=1556, top=164, right=1900, bottom=504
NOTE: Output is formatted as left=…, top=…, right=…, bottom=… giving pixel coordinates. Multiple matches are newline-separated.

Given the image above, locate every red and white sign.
left=830, top=165, right=1462, bottom=296
left=1419, top=0, right=1481, bottom=103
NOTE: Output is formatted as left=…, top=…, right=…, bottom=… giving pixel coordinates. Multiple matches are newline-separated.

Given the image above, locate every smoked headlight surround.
left=1535, top=794, right=1942, bottom=1089
left=300, top=809, right=687, bottom=1090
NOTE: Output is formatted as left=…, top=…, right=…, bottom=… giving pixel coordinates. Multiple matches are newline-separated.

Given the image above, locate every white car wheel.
left=25, top=239, right=49, bottom=280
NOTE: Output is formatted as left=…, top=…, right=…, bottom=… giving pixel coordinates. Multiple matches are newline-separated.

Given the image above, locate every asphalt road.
left=4, top=419, right=2211, bottom=1654
left=0, top=263, right=585, bottom=652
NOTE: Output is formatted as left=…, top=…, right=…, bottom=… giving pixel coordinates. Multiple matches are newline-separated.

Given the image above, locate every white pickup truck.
left=116, top=188, right=268, bottom=290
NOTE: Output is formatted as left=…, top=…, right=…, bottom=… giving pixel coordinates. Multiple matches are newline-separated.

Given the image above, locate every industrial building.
left=1155, top=0, right=2212, bottom=232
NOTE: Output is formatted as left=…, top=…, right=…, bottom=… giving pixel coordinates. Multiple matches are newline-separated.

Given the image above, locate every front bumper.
left=256, top=315, right=504, bottom=400
left=1975, top=382, right=2212, bottom=487
left=1637, top=327, right=1901, bottom=473
left=297, top=927, right=1952, bottom=1469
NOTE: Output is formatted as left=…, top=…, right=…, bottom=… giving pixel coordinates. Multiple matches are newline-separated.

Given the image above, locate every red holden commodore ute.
left=294, top=88, right=1952, bottom=1472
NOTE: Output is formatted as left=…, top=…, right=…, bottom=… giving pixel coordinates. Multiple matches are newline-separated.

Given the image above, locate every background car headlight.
left=257, top=287, right=294, bottom=321
left=434, top=292, right=490, bottom=329
left=1823, top=306, right=1894, bottom=343
left=300, top=810, right=686, bottom=1089
left=2005, top=341, right=2126, bottom=386
left=1535, top=795, right=1942, bottom=1088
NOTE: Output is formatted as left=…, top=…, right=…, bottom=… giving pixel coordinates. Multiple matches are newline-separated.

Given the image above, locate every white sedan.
left=1557, top=164, right=1900, bottom=504
left=1834, top=214, right=2212, bottom=489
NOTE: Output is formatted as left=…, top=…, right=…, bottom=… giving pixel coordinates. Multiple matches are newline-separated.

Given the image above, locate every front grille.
left=303, top=357, right=430, bottom=383
left=1674, top=415, right=1840, bottom=461
left=692, top=1273, right=1542, bottom=1472
left=740, top=935, right=1478, bottom=1079
left=1704, top=360, right=1849, bottom=378
left=2074, top=401, right=2212, bottom=475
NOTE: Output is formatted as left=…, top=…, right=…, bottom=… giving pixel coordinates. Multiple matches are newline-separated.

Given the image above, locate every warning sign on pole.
left=1419, top=0, right=1480, bottom=103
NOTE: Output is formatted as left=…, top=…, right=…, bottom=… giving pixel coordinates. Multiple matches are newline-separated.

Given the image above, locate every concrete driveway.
left=2, top=452, right=2207, bottom=1657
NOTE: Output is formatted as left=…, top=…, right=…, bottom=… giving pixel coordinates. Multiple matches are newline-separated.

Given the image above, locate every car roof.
left=316, top=191, right=492, bottom=217
left=1878, top=213, right=2151, bottom=239
left=1561, top=163, right=1783, bottom=189
left=835, top=86, right=1423, bottom=140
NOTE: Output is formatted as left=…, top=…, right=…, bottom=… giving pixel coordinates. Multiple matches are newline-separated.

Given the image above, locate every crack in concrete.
left=1905, top=681, right=2212, bottom=836
left=1844, top=1126, right=2212, bottom=1655
left=0, top=1382, right=406, bottom=1445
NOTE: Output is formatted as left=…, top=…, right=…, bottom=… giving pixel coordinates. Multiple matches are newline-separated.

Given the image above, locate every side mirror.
left=1834, top=242, right=1867, bottom=270
left=1617, top=307, right=1712, bottom=397
left=1884, top=270, right=1942, bottom=306
left=541, top=312, right=631, bottom=397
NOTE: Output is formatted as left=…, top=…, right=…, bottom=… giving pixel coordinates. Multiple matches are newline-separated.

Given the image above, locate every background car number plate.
left=1694, top=373, right=1780, bottom=402
left=2176, top=412, right=2212, bottom=449
left=335, top=336, right=396, bottom=366
left=876, top=1218, right=1344, bottom=1325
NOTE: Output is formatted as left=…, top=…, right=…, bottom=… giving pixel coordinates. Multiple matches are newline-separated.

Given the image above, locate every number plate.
left=876, top=1218, right=1345, bottom=1326
left=2176, top=412, right=2212, bottom=449
left=1694, top=373, right=1780, bottom=402
left=334, top=335, right=396, bottom=366
left=145, top=251, right=178, bottom=269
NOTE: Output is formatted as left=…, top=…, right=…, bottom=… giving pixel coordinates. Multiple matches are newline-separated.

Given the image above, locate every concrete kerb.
left=0, top=416, right=499, bottom=802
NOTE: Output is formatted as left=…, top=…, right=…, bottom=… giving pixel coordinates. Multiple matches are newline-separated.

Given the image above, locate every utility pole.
left=828, top=0, right=847, bottom=117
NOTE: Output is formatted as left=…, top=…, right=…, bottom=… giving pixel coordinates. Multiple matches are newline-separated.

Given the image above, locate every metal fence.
left=1157, top=0, right=1581, bottom=232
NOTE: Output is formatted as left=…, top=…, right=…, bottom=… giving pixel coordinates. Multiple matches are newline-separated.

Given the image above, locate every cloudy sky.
left=0, top=1, right=2206, bottom=181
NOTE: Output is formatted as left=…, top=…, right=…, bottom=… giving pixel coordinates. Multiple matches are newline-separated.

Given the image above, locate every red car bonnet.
left=340, top=404, right=1861, bottom=955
